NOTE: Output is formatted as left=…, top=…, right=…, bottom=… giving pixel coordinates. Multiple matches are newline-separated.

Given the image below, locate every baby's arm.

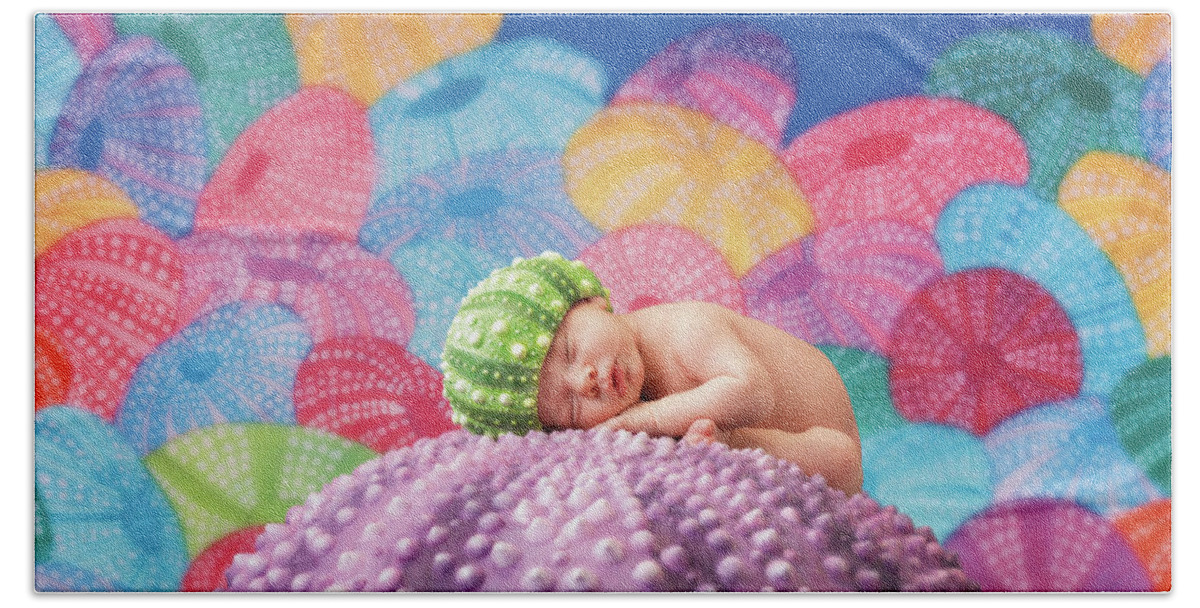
left=727, top=427, right=863, bottom=495
left=598, top=370, right=773, bottom=437
left=599, top=314, right=773, bottom=436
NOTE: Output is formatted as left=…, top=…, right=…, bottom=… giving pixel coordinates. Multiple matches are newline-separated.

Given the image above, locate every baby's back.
left=727, top=308, right=857, bottom=438
left=633, top=301, right=858, bottom=439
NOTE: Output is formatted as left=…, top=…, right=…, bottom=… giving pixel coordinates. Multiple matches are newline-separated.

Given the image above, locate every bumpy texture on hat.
left=441, top=252, right=610, bottom=437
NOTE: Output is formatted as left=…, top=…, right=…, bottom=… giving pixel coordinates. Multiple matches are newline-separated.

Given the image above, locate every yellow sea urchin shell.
left=1059, top=152, right=1171, bottom=356
left=285, top=13, right=502, bottom=105
left=35, top=169, right=138, bottom=257
left=1092, top=13, right=1171, bottom=77
left=564, top=104, right=813, bottom=276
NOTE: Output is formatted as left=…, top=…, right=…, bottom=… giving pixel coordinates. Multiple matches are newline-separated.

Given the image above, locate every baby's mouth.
left=611, top=362, right=625, bottom=400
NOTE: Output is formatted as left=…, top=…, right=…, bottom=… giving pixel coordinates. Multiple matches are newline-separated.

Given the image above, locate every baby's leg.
left=727, top=427, right=863, bottom=495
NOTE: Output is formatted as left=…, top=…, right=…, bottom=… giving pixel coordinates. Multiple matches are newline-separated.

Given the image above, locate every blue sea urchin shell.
left=226, top=429, right=976, bottom=592
left=34, top=16, right=82, bottom=169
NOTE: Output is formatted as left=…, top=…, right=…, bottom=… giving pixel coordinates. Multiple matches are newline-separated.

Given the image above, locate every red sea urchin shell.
left=226, top=429, right=977, bottom=592
left=887, top=268, right=1083, bottom=435
left=293, top=337, right=455, bottom=452
left=34, top=219, right=182, bottom=421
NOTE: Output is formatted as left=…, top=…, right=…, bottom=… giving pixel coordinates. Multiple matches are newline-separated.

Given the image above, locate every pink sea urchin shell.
left=194, top=87, right=375, bottom=241
left=577, top=224, right=745, bottom=314
left=742, top=220, right=943, bottom=354
left=177, top=229, right=415, bottom=345
left=782, top=96, right=1028, bottom=233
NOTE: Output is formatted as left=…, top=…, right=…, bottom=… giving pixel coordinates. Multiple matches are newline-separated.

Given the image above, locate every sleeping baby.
left=441, top=252, right=862, bottom=495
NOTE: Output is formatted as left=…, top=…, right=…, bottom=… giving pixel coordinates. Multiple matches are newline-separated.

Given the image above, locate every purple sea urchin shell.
left=226, top=429, right=976, bottom=592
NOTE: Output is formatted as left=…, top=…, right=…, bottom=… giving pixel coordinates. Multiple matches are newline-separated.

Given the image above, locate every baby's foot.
left=683, top=419, right=719, bottom=446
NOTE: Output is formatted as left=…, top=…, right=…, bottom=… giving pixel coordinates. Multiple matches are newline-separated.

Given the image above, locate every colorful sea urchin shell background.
left=33, top=12, right=1170, bottom=592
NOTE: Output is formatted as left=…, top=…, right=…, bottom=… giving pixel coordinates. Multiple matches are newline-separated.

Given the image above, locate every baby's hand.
left=596, top=376, right=762, bottom=438
left=681, top=418, right=730, bottom=446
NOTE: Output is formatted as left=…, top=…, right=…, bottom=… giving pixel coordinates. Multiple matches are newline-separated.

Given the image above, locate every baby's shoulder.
left=640, top=300, right=737, bottom=326
left=634, top=301, right=742, bottom=347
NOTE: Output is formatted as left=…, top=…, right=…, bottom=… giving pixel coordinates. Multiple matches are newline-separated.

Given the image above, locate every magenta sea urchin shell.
left=226, top=429, right=976, bottom=592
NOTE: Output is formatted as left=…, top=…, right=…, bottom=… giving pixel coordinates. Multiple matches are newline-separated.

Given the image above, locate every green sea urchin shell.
left=441, top=251, right=611, bottom=437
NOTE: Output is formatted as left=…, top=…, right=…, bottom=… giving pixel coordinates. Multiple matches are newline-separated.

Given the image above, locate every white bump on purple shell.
left=337, top=550, right=360, bottom=572
left=717, top=556, right=747, bottom=585
left=377, top=567, right=401, bottom=589
left=521, top=567, right=555, bottom=592
left=455, top=565, right=485, bottom=591
left=592, top=537, right=626, bottom=564
left=632, top=560, right=667, bottom=590
left=563, top=568, right=598, bottom=591
left=765, top=560, right=797, bottom=590
left=394, top=537, right=419, bottom=561
left=290, top=573, right=312, bottom=592
left=490, top=541, right=520, bottom=569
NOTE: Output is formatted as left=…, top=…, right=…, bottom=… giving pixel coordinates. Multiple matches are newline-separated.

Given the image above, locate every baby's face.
left=537, top=298, right=644, bottom=430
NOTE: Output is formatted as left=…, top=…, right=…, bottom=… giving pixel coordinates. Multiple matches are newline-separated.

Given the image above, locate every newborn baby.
left=442, top=252, right=862, bottom=494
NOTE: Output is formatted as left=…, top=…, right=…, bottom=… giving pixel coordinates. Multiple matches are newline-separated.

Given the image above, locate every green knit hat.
left=441, top=251, right=611, bottom=437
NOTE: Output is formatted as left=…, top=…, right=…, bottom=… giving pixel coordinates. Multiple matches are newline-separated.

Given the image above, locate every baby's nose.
left=571, top=365, right=598, bottom=395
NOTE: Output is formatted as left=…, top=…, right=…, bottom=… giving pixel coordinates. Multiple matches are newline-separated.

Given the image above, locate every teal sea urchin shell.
left=927, top=30, right=1144, bottom=200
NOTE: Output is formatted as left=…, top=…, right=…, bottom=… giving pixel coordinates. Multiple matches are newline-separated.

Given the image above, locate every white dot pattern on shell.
left=34, top=406, right=189, bottom=591
left=293, top=336, right=454, bottom=453
left=740, top=220, right=944, bottom=355
left=945, top=499, right=1150, bottom=591
left=612, top=24, right=797, bottom=149
left=194, top=87, right=375, bottom=241
left=116, top=302, right=312, bottom=456
left=34, top=219, right=183, bottom=422
left=563, top=103, right=813, bottom=276
left=35, top=169, right=139, bottom=256
left=48, top=35, right=206, bottom=239
left=982, top=396, right=1164, bottom=517
left=143, top=423, right=377, bottom=558
left=782, top=96, right=1029, bottom=234
left=925, top=30, right=1144, bottom=201
left=578, top=224, right=746, bottom=314
left=284, top=14, right=501, bottom=106
left=176, top=229, right=416, bottom=346
left=1058, top=152, right=1170, bottom=358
